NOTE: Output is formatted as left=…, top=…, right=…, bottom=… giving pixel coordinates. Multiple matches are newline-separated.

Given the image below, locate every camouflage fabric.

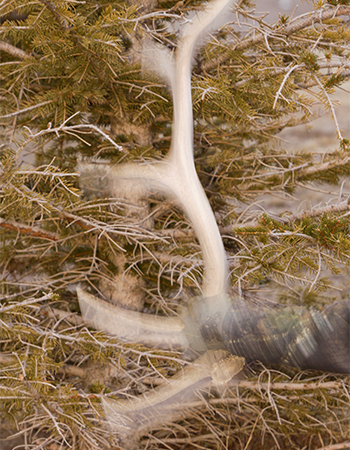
left=184, top=296, right=350, bottom=374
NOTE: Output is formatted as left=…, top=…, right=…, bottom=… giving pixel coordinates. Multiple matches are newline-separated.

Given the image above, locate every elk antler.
left=77, top=0, right=350, bottom=444
left=77, top=0, right=240, bottom=441
left=77, top=0, right=237, bottom=350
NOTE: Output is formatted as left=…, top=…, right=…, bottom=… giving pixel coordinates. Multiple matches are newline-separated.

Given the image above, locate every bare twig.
left=0, top=40, right=29, bottom=59
left=234, top=61, right=350, bottom=89
left=273, top=64, right=302, bottom=109
left=313, top=74, right=344, bottom=141
left=0, top=100, right=53, bottom=119
left=22, top=113, right=125, bottom=152
left=291, top=197, right=350, bottom=221
left=314, top=442, right=350, bottom=450
left=234, top=380, right=347, bottom=391
left=143, top=377, right=347, bottom=392
left=0, top=292, right=54, bottom=312
left=204, top=6, right=350, bottom=71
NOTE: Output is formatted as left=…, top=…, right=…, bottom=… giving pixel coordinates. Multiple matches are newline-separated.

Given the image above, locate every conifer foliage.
left=0, top=0, right=350, bottom=449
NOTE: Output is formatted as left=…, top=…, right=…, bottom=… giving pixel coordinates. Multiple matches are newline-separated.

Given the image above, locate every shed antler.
left=77, top=0, right=240, bottom=439
left=78, top=0, right=237, bottom=344
left=77, top=0, right=350, bottom=443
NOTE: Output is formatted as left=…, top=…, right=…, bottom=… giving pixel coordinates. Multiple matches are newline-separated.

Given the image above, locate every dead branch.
left=0, top=217, right=59, bottom=241
left=0, top=40, right=29, bottom=59
left=204, top=6, right=350, bottom=72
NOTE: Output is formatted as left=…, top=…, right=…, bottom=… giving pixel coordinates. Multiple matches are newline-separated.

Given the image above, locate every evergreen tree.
left=0, top=0, right=349, bottom=449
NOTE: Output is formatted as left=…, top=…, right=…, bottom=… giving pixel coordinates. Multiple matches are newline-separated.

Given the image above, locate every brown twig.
left=234, top=380, right=347, bottom=391
left=0, top=217, right=59, bottom=241
left=143, top=376, right=346, bottom=391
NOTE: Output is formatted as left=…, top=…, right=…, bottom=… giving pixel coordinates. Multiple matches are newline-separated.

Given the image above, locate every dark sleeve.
left=191, top=296, right=350, bottom=374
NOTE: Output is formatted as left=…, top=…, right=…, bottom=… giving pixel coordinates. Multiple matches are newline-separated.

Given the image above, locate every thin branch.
left=313, top=73, right=344, bottom=141
left=0, top=100, right=53, bottom=119
left=294, top=71, right=350, bottom=89
left=291, top=198, right=350, bottom=221
left=0, top=40, right=29, bottom=59
left=234, top=380, right=347, bottom=391
left=0, top=217, right=59, bottom=241
left=0, top=292, right=54, bottom=312
left=23, top=114, right=125, bottom=152
left=314, top=443, right=350, bottom=450
left=301, top=154, right=350, bottom=177
left=118, top=10, right=193, bottom=24
left=273, top=64, right=302, bottom=109
left=204, top=6, right=350, bottom=71
left=234, top=61, right=350, bottom=89
left=16, top=170, right=79, bottom=177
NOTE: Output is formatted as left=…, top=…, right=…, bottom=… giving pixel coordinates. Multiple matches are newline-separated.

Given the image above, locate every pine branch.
left=38, top=0, right=70, bottom=31
left=203, top=5, right=350, bottom=71
left=0, top=217, right=59, bottom=241
left=234, top=61, right=350, bottom=89
left=0, top=101, right=53, bottom=119
left=291, top=198, right=350, bottom=221
left=301, top=154, right=350, bottom=177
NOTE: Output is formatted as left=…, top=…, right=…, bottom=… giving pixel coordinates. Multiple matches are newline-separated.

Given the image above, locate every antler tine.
left=102, top=351, right=244, bottom=445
